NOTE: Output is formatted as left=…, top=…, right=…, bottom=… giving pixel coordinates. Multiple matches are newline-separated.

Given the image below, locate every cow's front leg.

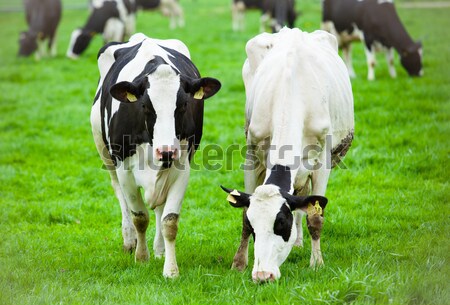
left=159, top=166, right=190, bottom=278
left=232, top=208, right=252, bottom=271
left=117, top=170, right=150, bottom=262
left=309, top=158, right=331, bottom=268
left=153, top=205, right=165, bottom=258
left=343, top=44, right=356, bottom=78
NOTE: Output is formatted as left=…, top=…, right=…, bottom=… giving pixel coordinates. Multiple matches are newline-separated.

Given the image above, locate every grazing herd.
left=17, top=0, right=422, bottom=282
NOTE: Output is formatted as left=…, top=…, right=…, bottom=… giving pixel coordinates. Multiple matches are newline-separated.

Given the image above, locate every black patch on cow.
left=273, top=203, right=293, bottom=242
left=265, top=164, right=291, bottom=192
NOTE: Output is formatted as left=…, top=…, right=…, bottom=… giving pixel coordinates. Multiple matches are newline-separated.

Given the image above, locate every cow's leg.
left=309, top=155, right=331, bottom=268
left=124, top=14, right=136, bottom=40
left=153, top=205, right=165, bottom=258
left=117, top=170, right=150, bottom=262
left=386, top=47, right=397, bottom=78
left=343, top=44, right=356, bottom=78
left=158, top=165, right=190, bottom=278
left=103, top=18, right=124, bottom=42
left=49, top=35, right=58, bottom=57
left=364, top=47, right=376, bottom=81
left=231, top=148, right=261, bottom=271
left=91, top=129, right=137, bottom=251
left=232, top=1, right=245, bottom=31
left=293, top=180, right=310, bottom=247
left=260, top=13, right=270, bottom=33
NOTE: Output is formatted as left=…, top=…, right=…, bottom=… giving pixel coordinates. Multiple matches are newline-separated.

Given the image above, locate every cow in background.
left=232, top=0, right=296, bottom=33
left=137, top=0, right=184, bottom=29
left=322, top=0, right=423, bottom=80
left=19, top=0, right=62, bottom=59
left=91, top=33, right=221, bottom=277
left=66, top=0, right=137, bottom=59
left=222, top=28, right=354, bottom=282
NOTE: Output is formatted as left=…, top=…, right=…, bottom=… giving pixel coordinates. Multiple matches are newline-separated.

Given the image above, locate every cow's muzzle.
left=155, top=146, right=178, bottom=162
left=252, top=271, right=276, bottom=283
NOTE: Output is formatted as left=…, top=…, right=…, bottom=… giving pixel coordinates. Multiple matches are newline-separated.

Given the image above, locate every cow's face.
left=110, top=64, right=221, bottom=165
left=221, top=185, right=327, bottom=283
left=18, top=32, right=37, bottom=56
left=400, top=41, right=423, bottom=77
left=67, top=29, right=94, bottom=59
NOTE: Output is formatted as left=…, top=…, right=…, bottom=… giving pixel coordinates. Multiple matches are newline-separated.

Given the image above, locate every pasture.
left=0, top=0, right=449, bottom=304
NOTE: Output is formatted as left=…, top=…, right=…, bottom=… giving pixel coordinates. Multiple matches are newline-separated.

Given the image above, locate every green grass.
left=1, top=0, right=449, bottom=304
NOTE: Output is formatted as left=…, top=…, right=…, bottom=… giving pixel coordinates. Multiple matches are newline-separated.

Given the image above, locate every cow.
left=90, top=33, right=221, bottom=277
left=221, top=27, right=354, bottom=283
left=137, top=0, right=184, bottom=29
left=231, top=0, right=296, bottom=33
left=18, top=0, right=62, bottom=59
left=322, top=0, right=423, bottom=80
left=66, top=0, right=137, bottom=59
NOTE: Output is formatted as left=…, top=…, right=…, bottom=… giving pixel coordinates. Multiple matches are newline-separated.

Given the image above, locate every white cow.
left=222, top=27, right=354, bottom=282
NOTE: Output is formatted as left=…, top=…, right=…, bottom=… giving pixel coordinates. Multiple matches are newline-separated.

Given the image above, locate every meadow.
left=0, top=0, right=449, bottom=304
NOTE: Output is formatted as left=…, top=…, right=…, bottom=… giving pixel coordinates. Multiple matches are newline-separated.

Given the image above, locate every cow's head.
left=400, top=41, right=423, bottom=77
left=18, top=31, right=37, bottom=56
left=221, top=184, right=327, bottom=282
left=66, top=29, right=94, bottom=59
left=110, top=64, right=221, bottom=165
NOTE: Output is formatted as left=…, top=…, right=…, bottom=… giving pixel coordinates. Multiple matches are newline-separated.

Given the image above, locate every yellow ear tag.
left=227, top=194, right=237, bottom=204
left=307, top=201, right=322, bottom=217
left=127, top=92, right=137, bottom=102
left=194, top=87, right=204, bottom=99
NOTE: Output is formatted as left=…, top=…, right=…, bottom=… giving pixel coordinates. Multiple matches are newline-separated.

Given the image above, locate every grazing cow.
left=66, top=0, right=137, bottom=59
left=232, top=0, right=296, bottom=33
left=322, top=0, right=423, bottom=80
left=91, top=33, right=221, bottom=277
left=221, top=28, right=354, bottom=282
left=18, top=0, right=62, bottom=59
left=137, top=0, right=184, bottom=29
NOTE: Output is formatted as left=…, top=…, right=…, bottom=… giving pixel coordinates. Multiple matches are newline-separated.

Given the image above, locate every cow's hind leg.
left=309, top=158, right=331, bottom=268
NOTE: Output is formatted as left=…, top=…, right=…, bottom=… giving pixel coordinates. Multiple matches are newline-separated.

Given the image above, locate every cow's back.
left=245, top=28, right=353, bottom=150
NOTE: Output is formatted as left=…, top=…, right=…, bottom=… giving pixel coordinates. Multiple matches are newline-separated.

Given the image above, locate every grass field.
left=0, top=0, right=449, bottom=304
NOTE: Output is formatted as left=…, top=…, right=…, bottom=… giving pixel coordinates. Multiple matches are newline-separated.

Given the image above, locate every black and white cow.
left=222, top=28, right=354, bottom=282
left=66, top=0, right=137, bottom=59
left=137, top=0, right=184, bottom=29
left=232, top=0, right=296, bottom=33
left=18, top=0, right=62, bottom=59
left=322, top=0, right=423, bottom=80
left=91, top=33, right=221, bottom=277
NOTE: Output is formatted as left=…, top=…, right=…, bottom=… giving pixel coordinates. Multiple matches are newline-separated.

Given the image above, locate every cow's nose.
left=156, top=147, right=178, bottom=161
left=252, top=271, right=276, bottom=283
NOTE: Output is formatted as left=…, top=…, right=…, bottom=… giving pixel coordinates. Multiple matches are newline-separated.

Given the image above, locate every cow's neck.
left=264, top=164, right=295, bottom=193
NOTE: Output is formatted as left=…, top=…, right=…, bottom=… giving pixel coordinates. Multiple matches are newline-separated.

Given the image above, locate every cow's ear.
left=220, top=185, right=251, bottom=208
left=187, top=77, right=221, bottom=100
left=110, top=81, right=142, bottom=103
left=281, top=191, right=328, bottom=215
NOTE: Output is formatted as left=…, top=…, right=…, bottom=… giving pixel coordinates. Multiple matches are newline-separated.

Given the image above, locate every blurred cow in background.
left=232, top=0, right=296, bottom=33
left=19, top=0, right=62, bottom=59
left=66, top=0, right=137, bottom=59
left=67, top=0, right=184, bottom=59
left=322, top=0, right=423, bottom=80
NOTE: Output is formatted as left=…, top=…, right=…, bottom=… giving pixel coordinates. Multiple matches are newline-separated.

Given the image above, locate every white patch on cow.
left=147, top=65, right=181, bottom=161
left=378, top=0, right=394, bottom=4
left=66, top=28, right=81, bottom=59
left=103, top=18, right=125, bottom=42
